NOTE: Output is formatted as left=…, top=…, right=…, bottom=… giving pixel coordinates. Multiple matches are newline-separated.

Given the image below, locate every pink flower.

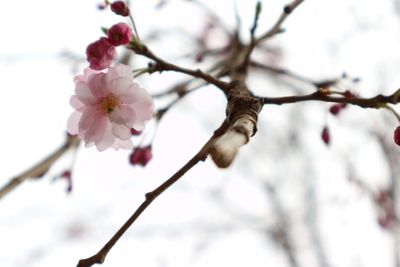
left=111, top=1, right=130, bottom=17
left=86, top=37, right=117, bottom=70
left=67, top=64, right=154, bottom=151
left=107, top=23, right=133, bottom=46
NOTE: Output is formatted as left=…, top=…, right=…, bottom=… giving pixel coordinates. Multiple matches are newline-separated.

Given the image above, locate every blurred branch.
left=265, top=184, right=299, bottom=267
left=129, top=43, right=231, bottom=93
left=261, top=89, right=400, bottom=109
left=76, top=120, right=229, bottom=267
left=257, top=0, right=305, bottom=42
left=0, top=135, right=80, bottom=200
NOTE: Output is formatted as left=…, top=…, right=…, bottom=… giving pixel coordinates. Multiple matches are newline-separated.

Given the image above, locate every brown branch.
left=76, top=120, right=229, bottom=267
left=261, top=90, right=400, bottom=108
left=129, top=43, right=231, bottom=94
left=250, top=61, right=318, bottom=86
left=0, top=134, right=80, bottom=200
left=257, top=0, right=305, bottom=42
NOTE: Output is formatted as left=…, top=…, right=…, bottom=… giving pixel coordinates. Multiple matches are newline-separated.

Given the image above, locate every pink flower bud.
left=111, top=1, right=130, bottom=17
left=394, top=126, right=400, bottom=146
left=59, top=170, right=73, bottom=193
left=86, top=37, right=117, bottom=70
left=321, top=126, right=330, bottom=146
left=107, top=23, right=133, bottom=46
left=344, top=90, right=355, bottom=98
left=329, top=103, right=347, bottom=116
left=130, top=128, right=142, bottom=135
left=129, top=146, right=153, bottom=166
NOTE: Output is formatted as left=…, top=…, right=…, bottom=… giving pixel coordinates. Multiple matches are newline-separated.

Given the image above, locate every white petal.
left=78, top=108, right=97, bottom=132
left=109, top=106, right=136, bottom=126
left=75, top=81, right=96, bottom=104
left=96, top=122, right=115, bottom=151
left=70, top=96, right=86, bottom=111
left=84, top=112, right=108, bottom=145
left=112, top=139, right=134, bottom=150
left=67, top=111, right=82, bottom=135
left=108, top=77, right=132, bottom=95
left=107, top=64, right=132, bottom=81
left=88, top=73, right=109, bottom=98
left=112, top=124, right=131, bottom=140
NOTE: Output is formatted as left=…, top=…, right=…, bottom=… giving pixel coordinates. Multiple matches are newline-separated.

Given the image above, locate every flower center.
left=99, top=94, right=119, bottom=115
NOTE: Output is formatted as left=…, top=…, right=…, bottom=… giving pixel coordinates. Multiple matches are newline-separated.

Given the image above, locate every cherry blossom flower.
left=107, top=23, right=133, bottom=46
left=86, top=37, right=117, bottom=70
left=67, top=64, right=154, bottom=151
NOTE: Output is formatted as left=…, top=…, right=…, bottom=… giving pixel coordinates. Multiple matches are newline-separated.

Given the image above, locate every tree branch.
left=129, top=43, right=231, bottom=94
left=257, top=0, right=305, bottom=42
left=76, top=120, right=229, bottom=267
left=261, top=90, right=400, bottom=108
left=0, top=134, right=80, bottom=200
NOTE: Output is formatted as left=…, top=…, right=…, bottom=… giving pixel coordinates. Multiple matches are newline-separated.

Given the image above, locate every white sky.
left=1, top=0, right=400, bottom=266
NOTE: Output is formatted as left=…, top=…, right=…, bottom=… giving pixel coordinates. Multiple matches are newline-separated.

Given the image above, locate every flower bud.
left=130, top=128, right=142, bottom=136
left=86, top=37, right=117, bottom=70
left=394, top=126, right=400, bottom=146
left=107, top=22, right=133, bottom=46
left=321, top=126, right=330, bottom=146
left=329, top=103, right=347, bottom=116
left=129, top=146, right=153, bottom=166
left=111, top=1, right=130, bottom=17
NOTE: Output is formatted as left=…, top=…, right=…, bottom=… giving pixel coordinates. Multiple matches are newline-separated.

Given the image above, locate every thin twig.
left=129, top=43, right=231, bottom=94
left=261, top=90, right=400, bottom=108
left=250, top=61, right=316, bottom=85
left=0, top=135, right=80, bottom=200
left=257, top=0, right=305, bottom=42
left=76, top=120, right=229, bottom=267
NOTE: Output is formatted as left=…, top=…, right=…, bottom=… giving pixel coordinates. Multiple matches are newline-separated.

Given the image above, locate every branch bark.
left=76, top=120, right=229, bottom=267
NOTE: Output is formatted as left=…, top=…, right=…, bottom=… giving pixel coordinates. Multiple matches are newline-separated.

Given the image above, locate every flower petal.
left=96, top=123, right=116, bottom=151
left=78, top=108, right=98, bottom=132
left=88, top=72, right=109, bottom=98
left=112, top=123, right=131, bottom=140
left=70, top=96, right=85, bottom=111
left=112, top=139, right=134, bottom=150
left=109, top=106, right=136, bottom=126
left=75, top=81, right=96, bottom=104
left=115, top=82, right=148, bottom=104
left=67, top=111, right=82, bottom=135
left=84, top=112, right=108, bottom=144
left=107, top=64, right=132, bottom=81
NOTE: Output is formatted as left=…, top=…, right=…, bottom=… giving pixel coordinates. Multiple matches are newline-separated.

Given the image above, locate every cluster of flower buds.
left=86, top=22, right=133, bottom=70
left=67, top=1, right=154, bottom=152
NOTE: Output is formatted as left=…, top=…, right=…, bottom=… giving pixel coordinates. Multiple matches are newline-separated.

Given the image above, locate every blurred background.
left=1, top=0, right=400, bottom=266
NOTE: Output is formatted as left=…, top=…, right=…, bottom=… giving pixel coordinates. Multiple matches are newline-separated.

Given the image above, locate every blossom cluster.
left=86, top=22, right=133, bottom=70
left=67, top=1, right=154, bottom=152
left=67, top=64, right=154, bottom=151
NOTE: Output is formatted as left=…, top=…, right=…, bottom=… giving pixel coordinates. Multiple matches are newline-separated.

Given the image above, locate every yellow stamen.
left=99, top=94, right=119, bottom=115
